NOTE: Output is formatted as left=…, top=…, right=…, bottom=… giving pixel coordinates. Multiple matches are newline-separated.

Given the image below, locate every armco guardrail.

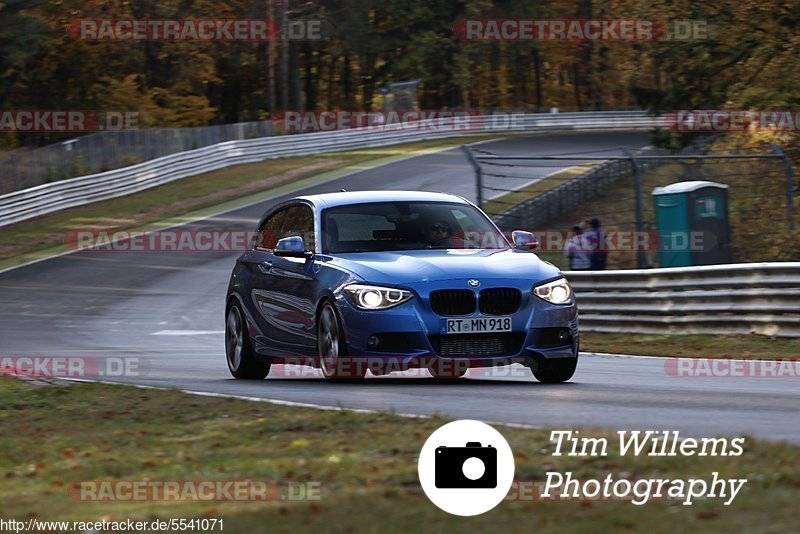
left=566, top=262, right=800, bottom=338
left=0, top=120, right=274, bottom=194
left=0, top=111, right=661, bottom=227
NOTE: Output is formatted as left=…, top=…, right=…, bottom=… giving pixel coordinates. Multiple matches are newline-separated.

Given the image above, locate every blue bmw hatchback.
left=225, top=191, right=578, bottom=382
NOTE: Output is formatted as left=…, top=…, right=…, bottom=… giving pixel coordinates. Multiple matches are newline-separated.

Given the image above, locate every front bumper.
left=334, top=284, right=579, bottom=370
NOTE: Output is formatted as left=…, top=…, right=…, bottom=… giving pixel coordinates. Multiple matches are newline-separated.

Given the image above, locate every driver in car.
left=421, top=220, right=453, bottom=248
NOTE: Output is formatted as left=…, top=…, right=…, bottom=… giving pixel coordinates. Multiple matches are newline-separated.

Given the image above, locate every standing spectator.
left=563, top=225, right=591, bottom=270
left=585, top=218, right=608, bottom=270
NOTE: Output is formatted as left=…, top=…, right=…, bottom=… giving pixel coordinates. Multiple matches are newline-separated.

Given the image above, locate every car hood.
left=328, top=249, right=561, bottom=286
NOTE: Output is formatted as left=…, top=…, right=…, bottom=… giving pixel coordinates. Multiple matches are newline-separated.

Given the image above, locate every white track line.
left=63, top=376, right=542, bottom=430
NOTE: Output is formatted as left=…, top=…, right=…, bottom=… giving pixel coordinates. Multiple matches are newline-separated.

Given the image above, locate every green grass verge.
left=581, top=332, right=800, bottom=360
left=0, top=135, right=505, bottom=271
left=1, top=380, right=798, bottom=531
left=482, top=164, right=597, bottom=218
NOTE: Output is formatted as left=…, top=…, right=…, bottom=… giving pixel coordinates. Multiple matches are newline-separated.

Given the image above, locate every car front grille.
left=479, top=288, right=522, bottom=315
left=429, top=333, right=524, bottom=357
left=429, top=289, right=476, bottom=316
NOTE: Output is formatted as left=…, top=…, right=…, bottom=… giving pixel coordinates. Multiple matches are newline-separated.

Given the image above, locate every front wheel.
left=318, top=303, right=366, bottom=379
left=532, top=358, right=577, bottom=383
left=226, top=303, right=270, bottom=379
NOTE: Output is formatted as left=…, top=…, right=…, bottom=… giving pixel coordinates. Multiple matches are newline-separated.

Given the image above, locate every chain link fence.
left=464, top=137, right=797, bottom=268
left=0, top=121, right=273, bottom=194
left=468, top=138, right=715, bottom=230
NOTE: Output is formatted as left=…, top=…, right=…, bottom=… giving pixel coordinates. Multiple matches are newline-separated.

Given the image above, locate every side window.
left=278, top=204, right=315, bottom=252
left=257, top=208, right=289, bottom=250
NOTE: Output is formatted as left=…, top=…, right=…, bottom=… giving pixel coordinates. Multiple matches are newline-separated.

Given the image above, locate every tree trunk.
left=304, top=43, right=315, bottom=110
left=360, top=52, right=376, bottom=110
left=292, top=40, right=302, bottom=109
left=532, top=47, right=544, bottom=112
left=326, top=52, right=335, bottom=108
left=267, top=0, right=275, bottom=114
left=280, top=0, right=289, bottom=109
left=343, top=52, right=352, bottom=108
left=572, top=64, right=583, bottom=111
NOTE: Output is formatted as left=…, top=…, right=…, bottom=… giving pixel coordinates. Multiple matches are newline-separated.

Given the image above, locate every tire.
left=318, top=302, right=366, bottom=379
left=226, top=302, right=270, bottom=379
left=532, top=357, right=577, bottom=383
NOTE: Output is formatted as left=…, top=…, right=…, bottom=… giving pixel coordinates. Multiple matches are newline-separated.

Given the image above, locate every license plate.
left=443, top=317, right=512, bottom=334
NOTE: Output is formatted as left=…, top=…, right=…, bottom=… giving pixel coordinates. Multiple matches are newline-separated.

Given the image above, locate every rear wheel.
left=532, top=358, right=577, bottom=383
left=318, top=303, right=366, bottom=379
left=226, top=303, right=270, bottom=379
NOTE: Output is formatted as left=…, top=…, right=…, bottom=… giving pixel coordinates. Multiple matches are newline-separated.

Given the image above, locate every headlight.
left=343, top=284, right=413, bottom=310
left=532, top=278, right=572, bottom=305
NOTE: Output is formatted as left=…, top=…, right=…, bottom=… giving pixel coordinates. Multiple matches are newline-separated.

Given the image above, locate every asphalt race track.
left=4, top=131, right=799, bottom=444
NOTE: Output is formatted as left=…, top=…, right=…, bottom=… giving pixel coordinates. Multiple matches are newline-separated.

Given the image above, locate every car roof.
left=295, top=190, right=469, bottom=209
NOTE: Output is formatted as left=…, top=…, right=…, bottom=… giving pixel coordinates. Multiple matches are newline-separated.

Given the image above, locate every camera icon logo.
left=435, top=442, right=497, bottom=488
left=418, top=420, right=515, bottom=516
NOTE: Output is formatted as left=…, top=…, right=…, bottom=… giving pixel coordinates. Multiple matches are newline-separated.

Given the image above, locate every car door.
left=246, top=203, right=318, bottom=356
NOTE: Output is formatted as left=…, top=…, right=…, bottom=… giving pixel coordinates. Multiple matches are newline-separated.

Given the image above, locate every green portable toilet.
left=652, top=181, right=732, bottom=267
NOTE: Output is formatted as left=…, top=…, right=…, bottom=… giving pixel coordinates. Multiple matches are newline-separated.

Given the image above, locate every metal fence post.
left=771, top=144, right=795, bottom=230
left=461, top=145, right=483, bottom=208
left=622, top=147, right=647, bottom=268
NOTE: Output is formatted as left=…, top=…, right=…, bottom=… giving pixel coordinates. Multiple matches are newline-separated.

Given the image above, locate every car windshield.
left=322, top=201, right=509, bottom=253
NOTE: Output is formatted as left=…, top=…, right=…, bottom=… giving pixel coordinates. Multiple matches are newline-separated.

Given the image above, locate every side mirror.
left=275, top=236, right=312, bottom=258
left=512, top=230, right=539, bottom=251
